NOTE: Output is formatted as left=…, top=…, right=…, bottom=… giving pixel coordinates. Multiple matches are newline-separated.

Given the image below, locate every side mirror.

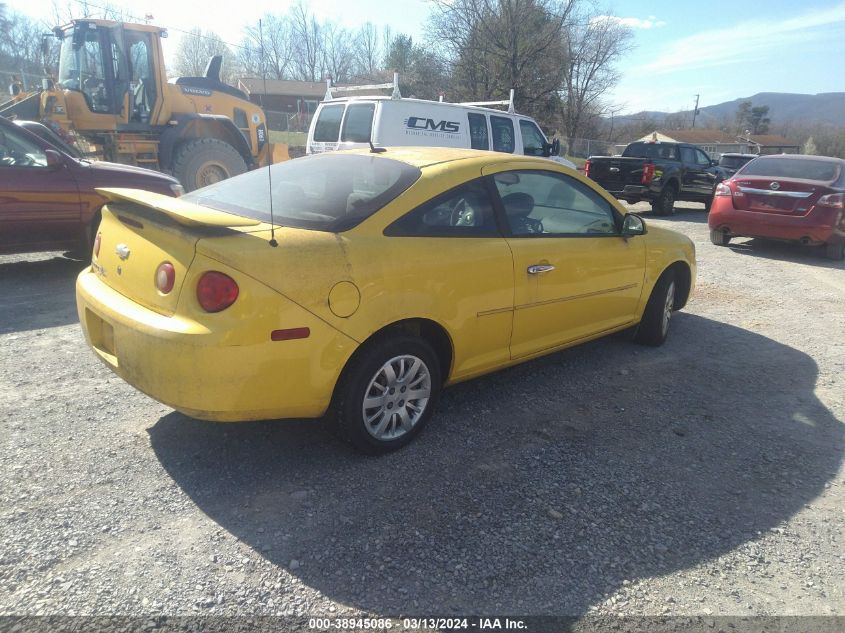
left=542, top=138, right=561, bottom=157
left=45, top=149, right=64, bottom=169
left=621, top=213, right=646, bottom=237
left=711, top=159, right=719, bottom=167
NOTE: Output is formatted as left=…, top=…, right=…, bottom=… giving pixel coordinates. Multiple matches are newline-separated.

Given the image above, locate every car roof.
left=753, top=153, right=843, bottom=163
left=721, top=153, right=758, bottom=158
left=337, top=147, right=552, bottom=169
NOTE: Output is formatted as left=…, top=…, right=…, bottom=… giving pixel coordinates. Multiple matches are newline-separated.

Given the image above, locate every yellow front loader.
left=0, top=19, right=288, bottom=191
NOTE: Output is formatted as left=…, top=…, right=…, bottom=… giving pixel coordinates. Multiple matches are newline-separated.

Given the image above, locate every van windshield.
left=183, top=154, right=421, bottom=232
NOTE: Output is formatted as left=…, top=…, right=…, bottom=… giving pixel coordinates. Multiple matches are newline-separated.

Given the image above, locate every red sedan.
left=708, top=154, right=845, bottom=260
left=0, top=116, right=182, bottom=256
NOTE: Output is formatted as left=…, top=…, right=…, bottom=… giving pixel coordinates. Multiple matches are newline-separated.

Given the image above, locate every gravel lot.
left=1, top=201, right=844, bottom=627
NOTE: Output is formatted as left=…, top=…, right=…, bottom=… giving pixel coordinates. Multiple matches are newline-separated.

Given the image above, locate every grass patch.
left=269, top=131, right=307, bottom=147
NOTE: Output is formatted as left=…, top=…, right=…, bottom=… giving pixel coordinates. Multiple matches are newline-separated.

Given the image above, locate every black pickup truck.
left=585, top=142, right=725, bottom=215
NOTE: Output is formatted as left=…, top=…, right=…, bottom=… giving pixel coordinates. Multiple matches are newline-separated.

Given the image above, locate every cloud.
left=639, top=1, right=845, bottom=74
left=593, top=15, right=667, bottom=30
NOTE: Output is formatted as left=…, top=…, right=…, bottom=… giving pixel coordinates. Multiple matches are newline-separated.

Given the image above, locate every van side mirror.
left=543, top=138, right=561, bottom=157
left=621, top=213, right=646, bottom=237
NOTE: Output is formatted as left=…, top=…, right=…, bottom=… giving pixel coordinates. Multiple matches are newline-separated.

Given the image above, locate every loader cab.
left=55, top=20, right=163, bottom=127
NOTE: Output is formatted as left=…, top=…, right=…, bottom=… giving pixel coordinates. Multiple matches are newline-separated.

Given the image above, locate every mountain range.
left=616, top=92, right=845, bottom=129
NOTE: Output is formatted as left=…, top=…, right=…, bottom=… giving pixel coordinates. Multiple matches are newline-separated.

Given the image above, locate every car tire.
left=634, top=270, right=676, bottom=347
left=651, top=186, right=675, bottom=216
left=824, top=241, right=845, bottom=261
left=334, top=334, right=442, bottom=455
left=172, top=138, right=247, bottom=192
left=709, top=229, right=731, bottom=246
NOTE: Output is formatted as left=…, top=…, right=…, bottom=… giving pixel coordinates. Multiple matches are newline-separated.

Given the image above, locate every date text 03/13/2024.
left=308, top=618, right=527, bottom=630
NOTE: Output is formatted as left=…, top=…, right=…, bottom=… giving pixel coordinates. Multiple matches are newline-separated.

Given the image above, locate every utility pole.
left=691, top=94, right=700, bottom=128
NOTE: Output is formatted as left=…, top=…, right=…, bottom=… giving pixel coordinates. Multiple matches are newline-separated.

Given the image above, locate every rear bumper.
left=76, top=267, right=358, bottom=422
left=708, top=199, right=844, bottom=245
left=599, top=184, right=656, bottom=203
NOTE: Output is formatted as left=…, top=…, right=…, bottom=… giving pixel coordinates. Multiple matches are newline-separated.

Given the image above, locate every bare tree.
left=323, top=23, right=354, bottom=83
left=172, top=28, right=236, bottom=83
left=428, top=0, right=573, bottom=123
left=289, top=2, right=324, bottom=81
left=239, top=15, right=293, bottom=79
left=559, top=10, right=632, bottom=149
left=353, top=22, right=382, bottom=80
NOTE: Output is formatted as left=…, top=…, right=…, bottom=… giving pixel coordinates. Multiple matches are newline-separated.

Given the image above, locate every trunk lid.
left=92, top=188, right=261, bottom=316
left=732, top=178, right=827, bottom=215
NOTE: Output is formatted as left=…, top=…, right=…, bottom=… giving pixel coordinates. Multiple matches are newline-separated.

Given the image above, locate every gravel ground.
left=1, top=201, right=844, bottom=627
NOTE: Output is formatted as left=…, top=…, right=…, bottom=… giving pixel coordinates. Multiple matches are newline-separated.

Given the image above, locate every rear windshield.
left=183, top=154, right=421, bottom=232
left=719, top=155, right=754, bottom=169
left=739, top=157, right=842, bottom=182
left=622, top=143, right=677, bottom=160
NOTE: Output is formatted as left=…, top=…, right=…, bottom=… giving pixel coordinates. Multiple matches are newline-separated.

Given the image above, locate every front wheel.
left=171, top=138, right=247, bottom=192
left=334, top=335, right=442, bottom=454
left=635, top=271, right=676, bottom=347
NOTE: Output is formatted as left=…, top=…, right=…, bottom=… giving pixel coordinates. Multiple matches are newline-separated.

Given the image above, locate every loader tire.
left=172, top=138, right=247, bottom=192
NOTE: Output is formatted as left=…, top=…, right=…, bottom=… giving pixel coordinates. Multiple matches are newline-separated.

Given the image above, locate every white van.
left=306, top=76, right=575, bottom=168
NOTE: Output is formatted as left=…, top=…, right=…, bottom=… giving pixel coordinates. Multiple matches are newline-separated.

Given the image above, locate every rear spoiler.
left=96, top=188, right=261, bottom=228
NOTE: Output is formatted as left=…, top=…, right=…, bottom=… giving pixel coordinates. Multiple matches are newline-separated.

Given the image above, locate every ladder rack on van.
left=324, top=72, right=402, bottom=100
left=459, top=89, right=516, bottom=114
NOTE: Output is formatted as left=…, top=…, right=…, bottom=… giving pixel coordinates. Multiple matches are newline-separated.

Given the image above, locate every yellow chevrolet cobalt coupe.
left=76, top=148, right=695, bottom=453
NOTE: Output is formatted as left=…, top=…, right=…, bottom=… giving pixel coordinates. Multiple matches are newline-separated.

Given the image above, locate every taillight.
left=584, top=159, right=591, bottom=177
left=714, top=182, right=732, bottom=196
left=817, top=193, right=844, bottom=209
left=155, top=262, right=176, bottom=294
left=641, top=162, right=655, bottom=185
left=93, top=232, right=101, bottom=258
left=197, top=271, right=239, bottom=313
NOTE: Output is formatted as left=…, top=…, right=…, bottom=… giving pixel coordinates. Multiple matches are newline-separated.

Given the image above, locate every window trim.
left=467, top=112, right=490, bottom=151
left=383, top=176, right=503, bottom=238
left=487, top=169, right=624, bottom=239
left=340, top=102, right=375, bottom=143
left=490, top=115, right=516, bottom=154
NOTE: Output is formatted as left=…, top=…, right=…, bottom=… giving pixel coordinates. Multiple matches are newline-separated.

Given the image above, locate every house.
left=236, top=78, right=326, bottom=131
left=629, top=130, right=799, bottom=158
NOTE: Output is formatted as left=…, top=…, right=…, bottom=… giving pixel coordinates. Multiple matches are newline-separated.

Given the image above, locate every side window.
left=341, top=103, right=375, bottom=143
left=0, top=127, right=48, bottom=168
left=695, top=149, right=712, bottom=166
left=385, top=178, right=499, bottom=237
left=679, top=147, right=695, bottom=164
left=493, top=170, right=617, bottom=237
left=313, top=104, right=344, bottom=142
left=519, top=120, right=546, bottom=157
left=468, top=113, right=489, bottom=150
left=490, top=116, right=515, bottom=153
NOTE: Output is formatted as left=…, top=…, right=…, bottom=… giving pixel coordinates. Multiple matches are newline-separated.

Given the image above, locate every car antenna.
left=369, top=140, right=386, bottom=154
left=260, top=18, right=278, bottom=247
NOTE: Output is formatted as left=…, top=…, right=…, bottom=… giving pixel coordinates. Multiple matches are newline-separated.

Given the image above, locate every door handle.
left=527, top=264, right=555, bottom=274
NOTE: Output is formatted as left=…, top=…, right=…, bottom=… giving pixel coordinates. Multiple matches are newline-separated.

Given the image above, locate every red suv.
left=708, top=154, right=845, bottom=260
left=0, top=117, right=182, bottom=256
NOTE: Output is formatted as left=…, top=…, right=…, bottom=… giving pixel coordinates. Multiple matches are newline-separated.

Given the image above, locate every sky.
left=6, top=0, right=845, bottom=115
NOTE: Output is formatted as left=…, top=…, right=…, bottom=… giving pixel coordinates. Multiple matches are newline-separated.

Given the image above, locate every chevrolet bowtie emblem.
left=115, top=244, right=131, bottom=260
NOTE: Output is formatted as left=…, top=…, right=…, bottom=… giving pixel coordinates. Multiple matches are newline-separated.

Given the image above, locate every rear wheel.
left=334, top=335, right=442, bottom=455
left=635, top=270, right=676, bottom=347
left=710, top=229, right=731, bottom=246
left=651, top=186, right=675, bottom=216
left=824, top=241, right=845, bottom=261
left=172, top=138, right=247, bottom=192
